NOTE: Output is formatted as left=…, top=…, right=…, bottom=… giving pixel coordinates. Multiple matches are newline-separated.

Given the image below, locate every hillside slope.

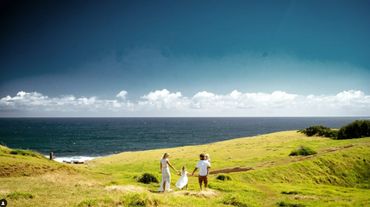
left=0, top=145, right=75, bottom=177
left=1, top=131, right=369, bottom=207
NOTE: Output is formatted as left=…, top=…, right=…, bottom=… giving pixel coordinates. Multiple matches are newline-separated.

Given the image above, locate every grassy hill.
left=1, top=131, right=369, bottom=207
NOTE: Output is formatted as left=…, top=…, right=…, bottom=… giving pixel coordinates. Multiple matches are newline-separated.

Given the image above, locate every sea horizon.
left=1, top=116, right=370, bottom=118
left=1, top=117, right=368, bottom=162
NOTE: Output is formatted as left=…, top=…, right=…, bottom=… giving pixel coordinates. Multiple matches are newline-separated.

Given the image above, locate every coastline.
left=49, top=130, right=291, bottom=164
left=2, top=130, right=370, bottom=207
left=50, top=155, right=101, bottom=163
left=2, top=117, right=367, bottom=159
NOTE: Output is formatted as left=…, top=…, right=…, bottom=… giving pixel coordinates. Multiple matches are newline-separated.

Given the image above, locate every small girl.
left=205, top=153, right=211, bottom=163
left=176, top=166, right=189, bottom=190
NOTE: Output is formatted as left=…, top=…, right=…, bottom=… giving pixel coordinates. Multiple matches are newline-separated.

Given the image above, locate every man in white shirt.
left=192, top=153, right=211, bottom=190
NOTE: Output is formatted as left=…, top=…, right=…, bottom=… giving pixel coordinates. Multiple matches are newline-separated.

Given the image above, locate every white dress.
left=158, top=158, right=171, bottom=192
left=176, top=170, right=188, bottom=189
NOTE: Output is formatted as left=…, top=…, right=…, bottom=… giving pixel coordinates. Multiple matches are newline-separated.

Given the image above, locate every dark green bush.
left=298, top=126, right=337, bottom=138
left=7, top=192, right=34, bottom=200
left=337, top=120, right=370, bottom=139
left=222, top=194, right=249, bottom=207
left=300, top=120, right=370, bottom=140
left=289, top=146, right=317, bottom=156
left=77, top=198, right=115, bottom=207
left=137, top=173, right=158, bottom=184
left=121, top=193, right=159, bottom=207
left=8, top=149, right=45, bottom=159
left=281, top=191, right=299, bottom=195
left=216, top=174, right=232, bottom=181
left=319, top=129, right=338, bottom=138
left=276, top=201, right=305, bottom=207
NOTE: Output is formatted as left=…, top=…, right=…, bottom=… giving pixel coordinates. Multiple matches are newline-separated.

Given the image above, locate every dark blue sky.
left=1, top=0, right=370, bottom=98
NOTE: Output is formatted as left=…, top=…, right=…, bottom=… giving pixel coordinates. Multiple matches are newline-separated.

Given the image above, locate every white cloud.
left=116, top=90, right=128, bottom=99
left=139, top=89, right=190, bottom=110
left=0, top=89, right=369, bottom=117
left=191, top=90, right=298, bottom=111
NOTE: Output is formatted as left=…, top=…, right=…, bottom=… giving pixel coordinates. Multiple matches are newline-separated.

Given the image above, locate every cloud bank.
left=1, top=89, right=369, bottom=117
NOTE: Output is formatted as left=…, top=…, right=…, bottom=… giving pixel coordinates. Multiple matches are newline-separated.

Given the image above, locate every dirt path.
left=255, top=143, right=357, bottom=168
left=210, top=167, right=254, bottom=174
left=173, top=189, right=219, bottom=198
left=209, top=144, right=358, bottom=175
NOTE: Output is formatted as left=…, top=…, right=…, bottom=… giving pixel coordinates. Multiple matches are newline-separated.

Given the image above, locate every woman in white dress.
left=159, top=153, right=178, bottom=192
left=176, top=166, right=189, bottom=190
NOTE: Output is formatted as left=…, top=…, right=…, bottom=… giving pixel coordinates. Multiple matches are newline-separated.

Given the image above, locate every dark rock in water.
left=72, top=160, right=84, bottom=164
left=62, top=160, right=84, bottom=164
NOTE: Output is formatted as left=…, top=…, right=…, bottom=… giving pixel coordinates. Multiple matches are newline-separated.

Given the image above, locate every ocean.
left=0, top=117, right=367, bottom=161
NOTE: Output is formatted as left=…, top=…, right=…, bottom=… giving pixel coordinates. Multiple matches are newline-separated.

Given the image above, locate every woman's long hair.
left=162, top=152, right=169, bottom=159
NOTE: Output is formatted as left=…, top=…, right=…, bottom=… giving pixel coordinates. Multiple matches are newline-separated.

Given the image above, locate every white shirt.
left=196, top=160, right=211, bottom=176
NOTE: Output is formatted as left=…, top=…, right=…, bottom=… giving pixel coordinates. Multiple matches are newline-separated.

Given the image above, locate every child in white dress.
left=176, top=166, right=189, bottom=190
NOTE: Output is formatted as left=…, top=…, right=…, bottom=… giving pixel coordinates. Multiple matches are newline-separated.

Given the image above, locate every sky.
left=0, top=0, right=370, bottom=117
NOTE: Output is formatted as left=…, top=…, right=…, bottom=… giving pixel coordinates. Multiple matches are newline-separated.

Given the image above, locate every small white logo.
left=0, top=199, right=7, bottom=207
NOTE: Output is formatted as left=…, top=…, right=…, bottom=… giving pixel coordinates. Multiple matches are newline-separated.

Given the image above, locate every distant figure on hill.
left=192, top=153, right=211, bottom=190
left=159, top=153, right=178, bottom=192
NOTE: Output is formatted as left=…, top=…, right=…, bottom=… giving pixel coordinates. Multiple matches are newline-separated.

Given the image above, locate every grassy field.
left=1, top=131, right=369, bottom=207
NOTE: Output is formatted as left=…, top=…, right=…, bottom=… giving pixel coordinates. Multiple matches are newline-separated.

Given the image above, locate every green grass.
left=0, top=145, right=75, bottom=177
left=1, top=131, right=370, bottom=206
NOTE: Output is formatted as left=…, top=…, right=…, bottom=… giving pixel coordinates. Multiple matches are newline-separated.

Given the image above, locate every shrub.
left=137, top=173, right=158, bottom=184
left=289, top=146, right=317, bottom=156
left=281, top=191, right=299, bottom=195
left=9, top=149, right=44, bottom=158
left=77, top=198, right=115, bottom=207
left=222, top=194, right=249, bottom=207
left=121, top=193, right=159, bottom=207
left=298, top=126, right=337, bottom=138
left=337, top=120, right=370, bottom=139
left=319, top=129, right=338, bottom=138
left=216, top=174, right=232, bottom=181
left=7, top=192, right=34, bottom=200
left=300, top=120, right=370, bottom=140
left=276, top=201, right=305, bottom=207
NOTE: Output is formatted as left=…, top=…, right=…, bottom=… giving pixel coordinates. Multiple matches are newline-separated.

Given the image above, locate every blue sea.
left=0, top=117, right=368, bottom=160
